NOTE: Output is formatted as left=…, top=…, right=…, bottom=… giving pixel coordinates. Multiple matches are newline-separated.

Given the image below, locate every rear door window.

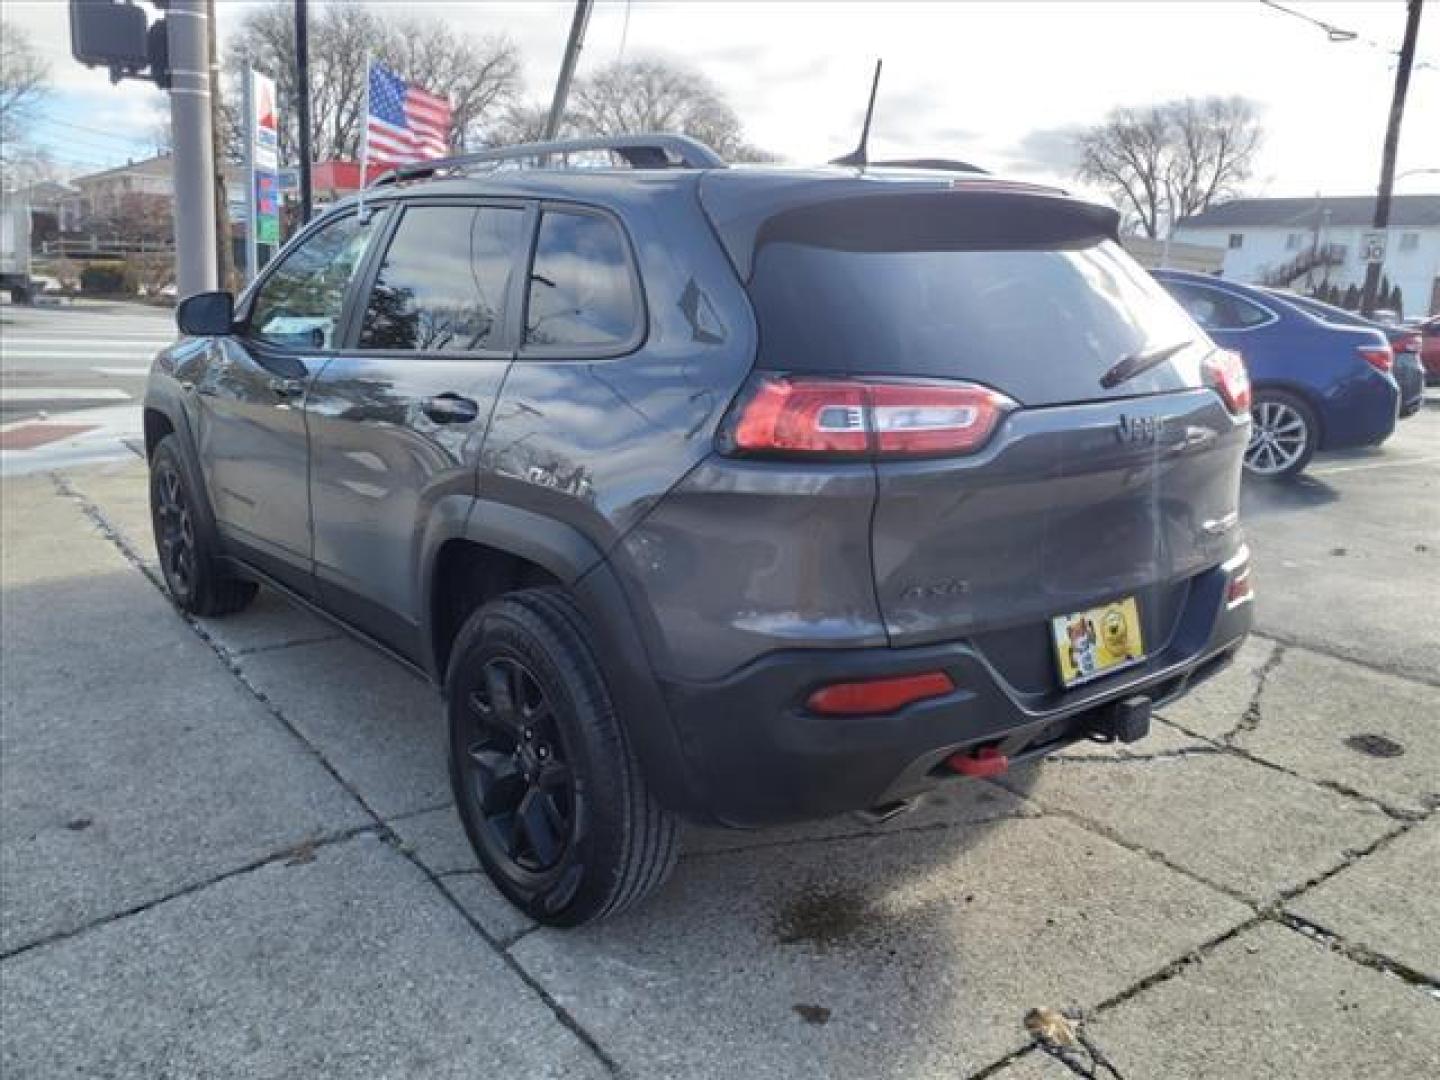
left=523, top=210, right=639, bottom=351
left=1166, top=282, right=1272, bottom=331
left=748, top=234, right=1204, bottom=406
left=359, top=203, right=527, bottom=352
left=249, top=210, right=387, bottom=350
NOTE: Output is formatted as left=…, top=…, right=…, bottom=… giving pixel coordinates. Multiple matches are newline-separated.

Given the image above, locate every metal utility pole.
left=295, top=0, right=314, bottom=225
left=1360, top=0, right=1424, bottom=316
left=166, top=0, right=219, bottom=297
left=544, top=0, right=593, bottom=141
left=206, top=0, right=233, bottom=290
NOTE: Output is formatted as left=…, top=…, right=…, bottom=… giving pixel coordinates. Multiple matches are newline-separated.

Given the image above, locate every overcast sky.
left=9, top=0, right=1439, bottom=201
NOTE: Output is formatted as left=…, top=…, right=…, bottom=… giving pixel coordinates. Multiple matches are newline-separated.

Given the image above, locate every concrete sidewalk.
left=1, top=439, right=1437, bottom=1077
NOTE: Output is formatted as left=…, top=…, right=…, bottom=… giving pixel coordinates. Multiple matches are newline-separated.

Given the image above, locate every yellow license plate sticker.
left=1051, top=597, right=1145, bottom=687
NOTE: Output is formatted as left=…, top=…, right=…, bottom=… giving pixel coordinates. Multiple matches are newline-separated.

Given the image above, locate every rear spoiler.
left=702, top=179, right=1121, bottom=280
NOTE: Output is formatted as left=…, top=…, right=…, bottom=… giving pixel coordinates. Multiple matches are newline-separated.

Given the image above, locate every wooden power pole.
left=1360, top=0, right=1424, bottom=316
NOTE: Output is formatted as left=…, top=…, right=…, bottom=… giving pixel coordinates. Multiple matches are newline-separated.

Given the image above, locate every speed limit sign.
left=1361, top=231, right=1387, bottom=264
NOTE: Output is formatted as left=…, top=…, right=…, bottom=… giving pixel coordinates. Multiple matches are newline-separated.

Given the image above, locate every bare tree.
left=486, top=102, right=557, bottom=147
left=1076, top=105, right=1172, bottom=238
left=1, top=20, right=50, bottom=159
left=1076, top=96, right=1262, bottom=237
left=225, top=1, right=521, bottom=162
left=1164, top=97, right=1262, bottom=222
left=568, top=58, right=760, bottom=160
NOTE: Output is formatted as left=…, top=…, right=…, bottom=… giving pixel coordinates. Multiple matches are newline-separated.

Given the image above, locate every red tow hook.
left=947, top=745, right=1009, bottom=778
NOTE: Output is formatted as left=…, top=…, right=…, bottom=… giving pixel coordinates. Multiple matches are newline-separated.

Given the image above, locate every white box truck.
left=1, top=192, right=34, bottom=303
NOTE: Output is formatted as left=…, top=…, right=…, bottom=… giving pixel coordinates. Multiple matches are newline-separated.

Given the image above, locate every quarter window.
left=359, top=204, right=526, bottom=352
left=524, top=210, right=637, bottom=349
left=249, top=210, right=387, bottom=349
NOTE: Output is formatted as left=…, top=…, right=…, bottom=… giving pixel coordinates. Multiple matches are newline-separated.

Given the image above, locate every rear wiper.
left=1100, top=340, right=1192, bottom=390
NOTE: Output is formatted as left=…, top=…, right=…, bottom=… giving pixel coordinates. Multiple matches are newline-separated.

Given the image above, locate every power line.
left=1258, top=0, right=1437, bottom=71
left=1258, top=0, right=1358, bottom=42
left=41, top=114, right=155, bottom=147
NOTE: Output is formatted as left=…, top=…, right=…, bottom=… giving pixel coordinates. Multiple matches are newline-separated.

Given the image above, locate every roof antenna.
left=831, top=59, right=883, bottom=168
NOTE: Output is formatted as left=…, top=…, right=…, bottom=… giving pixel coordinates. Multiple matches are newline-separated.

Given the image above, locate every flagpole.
left=357, top=56, right=371, bottom=220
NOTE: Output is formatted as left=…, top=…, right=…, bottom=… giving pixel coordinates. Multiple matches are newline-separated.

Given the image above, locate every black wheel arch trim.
left=426, top=497, right=716, bottom=823
left=143, top=386, right=223, bottom=545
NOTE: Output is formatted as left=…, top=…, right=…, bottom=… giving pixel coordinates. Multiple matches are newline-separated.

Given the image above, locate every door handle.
left=422, top=393, right=480, bottom=424
left=268, top=376, right=306, bottom=398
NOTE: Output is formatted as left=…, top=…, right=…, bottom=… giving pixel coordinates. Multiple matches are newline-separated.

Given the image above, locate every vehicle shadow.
left=1239, top=472, right=1339, bottom=514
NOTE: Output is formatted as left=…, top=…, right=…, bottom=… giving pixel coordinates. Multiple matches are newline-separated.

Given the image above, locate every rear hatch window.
left=746, top=193, right=1205, bottom=406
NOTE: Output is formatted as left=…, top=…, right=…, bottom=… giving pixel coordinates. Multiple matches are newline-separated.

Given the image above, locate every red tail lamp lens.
left=1227, top=566, right=1254, bottom=608
left=727, top=376, right=1014, bottom=459
left=730, top=378, right=870, bottom=454
left=806, top=671, right=955, bottom=716
left=1357, top=345, right=1393, bottom=374
left=1203, top=350, right=1252, bottom=415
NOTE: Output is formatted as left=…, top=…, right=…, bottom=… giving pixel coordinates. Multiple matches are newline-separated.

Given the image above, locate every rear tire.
left=149, top=435, right=258, bottom=616
left=1245, top=389, right=1317, bottom=480
left=446, top=587, right=678, bottom=927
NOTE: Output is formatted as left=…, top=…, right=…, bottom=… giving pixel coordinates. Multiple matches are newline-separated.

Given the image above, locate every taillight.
left=723, top=375, right=1015, bottom=459
left=1357, top=344, right=1393, bottom=374
left=1223, top=545, right=1253, bottom=609
left=1202, top=350, right=1252, bottom=415
left=807, top=671, right=955, bottom=716
left=1393, top=333, right=1421, bottom=355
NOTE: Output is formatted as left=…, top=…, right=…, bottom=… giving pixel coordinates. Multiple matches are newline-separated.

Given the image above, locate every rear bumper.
left=659, top=559, right=1253, bottom=827
left=1319, top=371, right=1399, bottom=449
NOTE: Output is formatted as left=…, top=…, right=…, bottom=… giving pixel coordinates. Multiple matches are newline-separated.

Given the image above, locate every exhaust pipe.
left=852, top=798, right=916, bottom=825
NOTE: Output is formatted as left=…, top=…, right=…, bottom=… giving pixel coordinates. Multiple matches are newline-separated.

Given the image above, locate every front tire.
left=1245, top=389, right=1317, bottom=480
left=446, top=588, right=678, bottom=927
left=149, top=435, right=258, bottom=616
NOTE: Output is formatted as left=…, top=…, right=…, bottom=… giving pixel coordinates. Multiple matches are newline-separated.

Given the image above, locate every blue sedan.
left=1153, top=270, right=1400, bottom=479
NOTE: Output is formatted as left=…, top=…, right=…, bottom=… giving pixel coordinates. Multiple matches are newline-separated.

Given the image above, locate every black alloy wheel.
left=153, top=459, right=197, bottom=603
left=148, top=435, right=257, bottom=616
left=459, top=656, right=576, bottom=875
left=446, top=589, right=678, bottom=926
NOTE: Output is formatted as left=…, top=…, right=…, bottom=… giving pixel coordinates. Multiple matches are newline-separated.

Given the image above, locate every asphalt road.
left=0, top=298, right=173, bottom=473
left=1, top=392, right=1436, bottom=1077
left=0, top=298, right=173, bottom=421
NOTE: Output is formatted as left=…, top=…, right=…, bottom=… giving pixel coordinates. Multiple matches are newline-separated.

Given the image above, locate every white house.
left=1172, top=195, right=1440, bottom=317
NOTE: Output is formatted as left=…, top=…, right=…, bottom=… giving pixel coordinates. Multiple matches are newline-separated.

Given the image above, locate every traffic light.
left=69, top=1, right=169, bottom=87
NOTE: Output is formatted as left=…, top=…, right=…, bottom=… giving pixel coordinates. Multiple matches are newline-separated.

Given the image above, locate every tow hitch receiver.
left=1092, top=695, right=1152, bottom=744
left=947, top=745, right=1009, bottom=778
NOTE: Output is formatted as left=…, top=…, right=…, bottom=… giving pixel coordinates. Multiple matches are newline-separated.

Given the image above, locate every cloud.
left=1004, top=125, right=1087, bottom=175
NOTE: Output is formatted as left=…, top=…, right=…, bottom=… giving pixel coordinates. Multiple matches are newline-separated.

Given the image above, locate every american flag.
left=365, top=61, right=452, bottom=166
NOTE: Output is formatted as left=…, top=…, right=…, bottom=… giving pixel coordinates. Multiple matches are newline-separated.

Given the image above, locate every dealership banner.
left=245, top=67, right=281, bottom=276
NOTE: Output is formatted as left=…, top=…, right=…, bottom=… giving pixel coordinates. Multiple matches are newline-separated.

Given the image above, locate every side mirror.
left=176, top=291, right=235, bottom=337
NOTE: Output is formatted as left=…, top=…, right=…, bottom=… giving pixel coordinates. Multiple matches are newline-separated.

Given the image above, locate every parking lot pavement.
left=1238, top=401, right=1440, bottom=685
left=1, top=403, right=1436, bottom=1078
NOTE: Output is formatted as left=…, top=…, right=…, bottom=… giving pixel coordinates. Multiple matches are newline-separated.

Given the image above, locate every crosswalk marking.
left=0, top=337, right=172, bottom=346
left=0, top=388, right=132, bottom=403
left=91, top=366, right=153, bottom=377
left=1, top=351, right=162, bottom=360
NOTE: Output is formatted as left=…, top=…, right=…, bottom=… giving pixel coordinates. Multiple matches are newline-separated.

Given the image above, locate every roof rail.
left=870, top=158, right=988, bottom=174
left=369, top=134, right=726, bottom=188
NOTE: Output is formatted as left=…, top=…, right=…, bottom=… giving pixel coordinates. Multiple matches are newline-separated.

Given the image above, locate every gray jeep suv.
left=145, top=135, right=1254, bottom=925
